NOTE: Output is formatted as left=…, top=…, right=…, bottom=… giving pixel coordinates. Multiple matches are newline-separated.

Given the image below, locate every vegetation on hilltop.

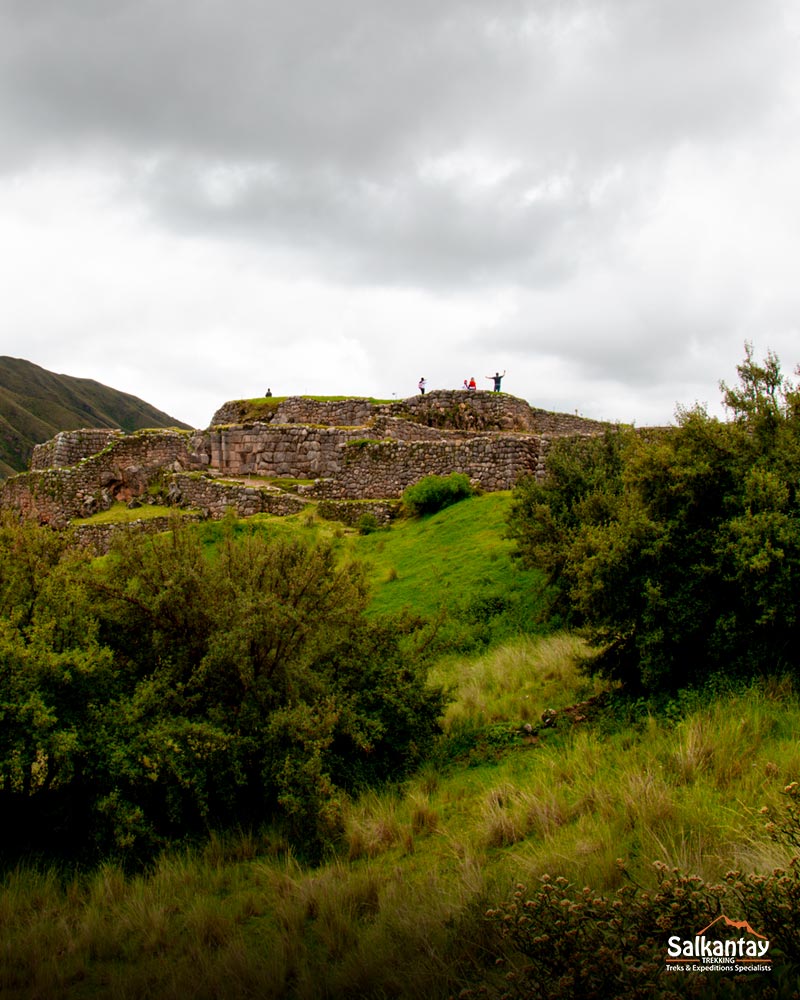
left=0, top=356, right=191, bottom=478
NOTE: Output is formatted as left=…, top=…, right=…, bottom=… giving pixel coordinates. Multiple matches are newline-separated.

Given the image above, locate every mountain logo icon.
left=697, top=915, right=768, bottom=940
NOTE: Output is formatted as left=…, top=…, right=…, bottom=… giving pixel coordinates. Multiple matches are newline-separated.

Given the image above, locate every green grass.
left=1, top=649, right=797, bottom=998
left=71, top=503, right=199, bottom=525
left=350, top=492, right=544, bottom=618
left=195, top=492, right=547, bottom=643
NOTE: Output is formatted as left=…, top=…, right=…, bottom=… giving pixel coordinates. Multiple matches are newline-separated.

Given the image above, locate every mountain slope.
left=0, top=356, right=191, bottom=478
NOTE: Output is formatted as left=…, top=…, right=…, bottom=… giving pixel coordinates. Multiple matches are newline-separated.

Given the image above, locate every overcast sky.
left=2, top=0, right=799, bottom=429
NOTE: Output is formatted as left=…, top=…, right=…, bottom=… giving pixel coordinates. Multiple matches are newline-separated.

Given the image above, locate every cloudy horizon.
left=2, top=0, right=799, bottom=429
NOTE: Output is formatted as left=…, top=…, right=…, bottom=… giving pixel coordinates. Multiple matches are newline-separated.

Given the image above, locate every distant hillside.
left=0, top=357, right=191, bottom=478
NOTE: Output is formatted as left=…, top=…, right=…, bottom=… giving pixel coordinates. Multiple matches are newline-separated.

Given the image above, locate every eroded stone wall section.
left=31, top=429, right=124, bottom=470
left=169, top=474, right=308, bottom=519
left=210, top=390, right=609, bottom=436
left=309, top=435, right=544, bottom=499
left=204, top=425, right=364, bottom=478
left=1, top=430, right=203, bottom=526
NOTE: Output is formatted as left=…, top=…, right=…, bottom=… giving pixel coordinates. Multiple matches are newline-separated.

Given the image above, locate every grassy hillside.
left=1, top=642, right=796, bottom=999
left=0, top=356, right=191, bottom=478
left=195, top=492, right=549, bottom=651
left=1, top=494, right=798, bottom=998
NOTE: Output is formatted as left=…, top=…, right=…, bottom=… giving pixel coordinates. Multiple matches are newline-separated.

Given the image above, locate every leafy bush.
left=356, top=512, right=380, bottom=535
left=508, top=347, right=800, bottom=693
left=477, top=860, right=797, bottom=998
left=0, top=517, right=445, bottom=864
left=473, top=787, right=800, bottom=998
left=402, top=472, right=474, bottom=516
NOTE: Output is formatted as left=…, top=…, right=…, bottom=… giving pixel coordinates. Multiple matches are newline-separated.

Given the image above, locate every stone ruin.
left=0, top=390, right=612, bottom=549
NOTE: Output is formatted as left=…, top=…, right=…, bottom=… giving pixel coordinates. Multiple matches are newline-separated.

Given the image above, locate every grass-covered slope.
left=2, top=494, right=798, bottom=998
left=1, top=643, right=796, bottom=999
left=238, top=491, right=549, bottom=650
left=0, top=356, right=191, bottom=477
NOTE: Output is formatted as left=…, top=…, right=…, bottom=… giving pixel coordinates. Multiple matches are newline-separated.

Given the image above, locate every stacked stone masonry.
left=0, top=392, right=612, bottom=527
left=31, top=429, right=123, bottom=470
left=210, top=390, right=604, bottom=437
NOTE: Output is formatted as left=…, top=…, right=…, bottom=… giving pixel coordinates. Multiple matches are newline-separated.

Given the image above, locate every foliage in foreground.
left=475, top=785, right=800, bottom=999
left=1, top=685, right=798, bottom=1000
left=0, top=515, right=444, bottom=863
left=479, top=855, right=799, bottom=999
left=508, top=346, right=800, bottom=693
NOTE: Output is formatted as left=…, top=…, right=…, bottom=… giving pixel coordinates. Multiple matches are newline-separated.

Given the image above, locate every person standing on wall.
left=418, top=377, right=427, bottom=394
left=486, top=370, right=506, bottom=392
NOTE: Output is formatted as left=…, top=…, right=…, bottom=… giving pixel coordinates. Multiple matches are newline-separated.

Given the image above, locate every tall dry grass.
left=1, top=652, right=798, bottom=998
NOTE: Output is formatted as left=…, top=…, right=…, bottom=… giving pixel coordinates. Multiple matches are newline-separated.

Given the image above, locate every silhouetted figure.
left=265, top=388, right=272, bottom=397
left=418, top=377, right=427, bottom=394
left=486, top=370, right=506, bottom=392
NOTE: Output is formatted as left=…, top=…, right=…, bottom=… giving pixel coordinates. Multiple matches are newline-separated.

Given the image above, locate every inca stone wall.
left=0, top=391, right=613, bottom=527
left=70, top=514, right=204, bottom=554
left=211, top=397, right=382, bottom=428
left=169, top=473, right=308, bottom=519
left=31, top=429, right=124, bottom=470
left=0, top=430, right=204, bottom=526
left=308, top=435, right=544, bottom=499
left=202, top=425, right=364, bottom=478
left=209, top=390, right=605, bottom=435
left=314, top=498, right=402, bottom=527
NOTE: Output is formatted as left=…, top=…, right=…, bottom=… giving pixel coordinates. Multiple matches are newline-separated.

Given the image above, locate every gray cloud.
left=1, top=0, right=797, bottom=426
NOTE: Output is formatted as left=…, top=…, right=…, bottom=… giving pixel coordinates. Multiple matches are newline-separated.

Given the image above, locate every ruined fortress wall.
left=398, top=391, right=541, bottom=431
left=201, top=425, right=547, bottom=495
left=0, top=430, right=197, bottom=525
left=315, top=499, right=402, bottom=527
left=0, top=468, right=78, bottom=526
left=70, top=514, right=204, bottom=554
left=313, top=435, right=545, bottom=499
left=31, top=429, right=123, bottom=470
left=0, top=392, right=612, bottom=527
left=526, top=409, right=612, bottom=436
left=210, top=397, right=383, bottom=427
left=169, top=473, right=307, bottom=519
left=211, top=391, right=610, bottom=436
left=204, top=425, right=361, bottom=478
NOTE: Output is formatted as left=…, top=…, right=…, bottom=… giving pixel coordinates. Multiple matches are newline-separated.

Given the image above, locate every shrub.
left=508, top=347, right=800, bottom=693
left=0, top=518, right=446, bottom=864
left=356, top=512, right=380, bottom=535
left=402, top=473, right=474, bottom=517
left=469, top=783, right=800, bottom=998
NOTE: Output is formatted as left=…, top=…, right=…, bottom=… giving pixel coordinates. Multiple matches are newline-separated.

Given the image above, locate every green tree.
left=0, top=515, right=115, bottom=859
left=0, top=516, right=445, bottom=862
left=87, top=521, right=444, bottom=856
left=508, top=349, right=800, bottom=692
